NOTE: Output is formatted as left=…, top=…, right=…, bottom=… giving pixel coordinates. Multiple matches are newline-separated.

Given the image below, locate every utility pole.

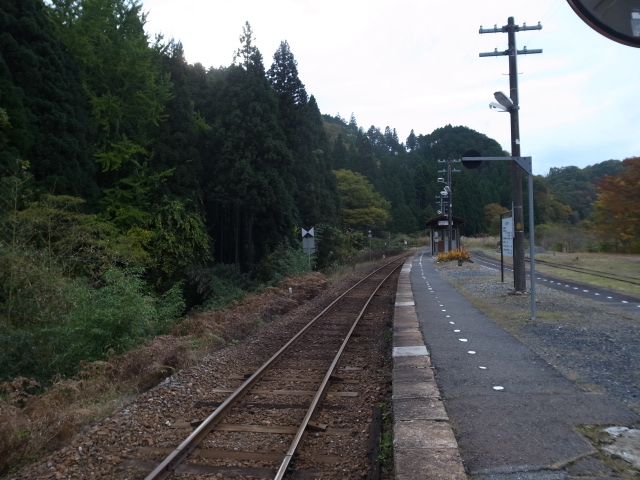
left=437, top=159, right=460, bottom=252
left=479, top=17, right=541, bottom=293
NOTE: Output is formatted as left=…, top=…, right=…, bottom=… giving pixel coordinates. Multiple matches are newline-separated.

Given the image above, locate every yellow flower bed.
left=437, top=247, right=471, bottom=263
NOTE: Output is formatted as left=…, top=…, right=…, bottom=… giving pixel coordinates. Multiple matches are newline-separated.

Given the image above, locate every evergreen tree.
left=406, top=129, right=418, bottom=152
left=267, top=42, right=339, bottom=229
left=384, top=126, right=401, bottom=154
left=0, top=0, right=96, bottom=198
left=352, top=130, right=377, bottom=182
left=48, top=0, right=173, bottom=244
left=147, top=41, right=212, bottom=282
left=49, top=0, right=171, bottom=168
left=267, top=40, right=308, bottom=110
left=203, top=23, right=296, bottom=269
left=331, top=134, right=350, bottom=170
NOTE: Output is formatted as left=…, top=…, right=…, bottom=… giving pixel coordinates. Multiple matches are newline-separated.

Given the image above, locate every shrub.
left=0, top=269, right=185, bottom=383
left=48, top=269, right=183, bottom=376
left=186, top=263, right=252, bottom=311
left=256, top=241, right=312, bottom=285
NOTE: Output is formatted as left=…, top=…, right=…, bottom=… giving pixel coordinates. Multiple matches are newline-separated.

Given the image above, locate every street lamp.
left=482, top=87, right=538, bottom=316
left=493, top=91, right=515, bottom=110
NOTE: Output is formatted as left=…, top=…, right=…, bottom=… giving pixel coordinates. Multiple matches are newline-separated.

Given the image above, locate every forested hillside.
left=1, top=0, right=636, bottom=385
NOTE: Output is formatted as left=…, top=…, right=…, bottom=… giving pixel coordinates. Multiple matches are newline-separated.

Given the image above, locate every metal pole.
left=528, top=174, right=537, bottom=318
left=507, top=16, right=526, bottom=293
left=448, top=162, right=453, bottom=252
left=500, top=219, right=504, bottom=282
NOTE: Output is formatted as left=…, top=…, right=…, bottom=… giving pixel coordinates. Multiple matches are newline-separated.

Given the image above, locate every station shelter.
left=426, top=214, right=465, bottom=254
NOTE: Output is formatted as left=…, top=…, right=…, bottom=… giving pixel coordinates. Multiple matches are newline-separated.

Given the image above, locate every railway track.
left=109, top=257, right=406, bottom=479
left=529, top=257, right=640, bottom=286
left=473, top=250, right=640, bottom=287
left=471, top=250, right=640, bottom=313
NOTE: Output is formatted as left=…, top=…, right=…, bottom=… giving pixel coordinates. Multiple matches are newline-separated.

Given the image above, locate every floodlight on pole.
left=479, top=16, right=542, bottom=317
left=490, top=101, right=509, bottom=112
left=494, top=91, right=516, bottom=110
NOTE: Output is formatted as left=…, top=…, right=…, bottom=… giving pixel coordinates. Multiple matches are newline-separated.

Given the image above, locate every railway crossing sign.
left=302, top=227, right=315, bottom=254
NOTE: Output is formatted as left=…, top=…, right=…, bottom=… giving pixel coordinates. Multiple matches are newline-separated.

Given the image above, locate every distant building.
left=426, top=214, right=465, bottom=254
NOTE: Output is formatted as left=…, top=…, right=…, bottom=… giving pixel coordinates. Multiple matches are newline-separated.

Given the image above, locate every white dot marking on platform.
left=459, top=339, right=468, bottom=342
left=493, top=386, right=504, bottom=391
left=454, top=329, right=461, bottom=333
left=479, top=366, right=487, bottom=370
left=468, top=351, right=476, bottom=354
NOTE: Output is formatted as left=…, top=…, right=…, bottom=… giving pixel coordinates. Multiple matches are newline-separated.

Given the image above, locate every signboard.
left=302, top=227, right=315, bottom=254
left=501, top=217, right=514, bottom=258
left=438, top=220, right=449, bottom=226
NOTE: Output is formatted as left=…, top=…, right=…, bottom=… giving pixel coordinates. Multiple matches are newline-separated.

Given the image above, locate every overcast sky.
left=142, top=0, right=640, bottom=175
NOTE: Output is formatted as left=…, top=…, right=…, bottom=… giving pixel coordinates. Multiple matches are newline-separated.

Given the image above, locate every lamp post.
left=479, top=16, right=541, bottom=293
left=475, top=16, right=541, bottom=316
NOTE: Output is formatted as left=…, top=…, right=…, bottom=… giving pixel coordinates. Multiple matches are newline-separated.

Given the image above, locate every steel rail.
left=274, top=260, right=403, bottom=479
left=144, top=256, right=407, bottom=480
left=528, top=258, right=640, bottom=285
left=474, top=250, right=640, bottom=286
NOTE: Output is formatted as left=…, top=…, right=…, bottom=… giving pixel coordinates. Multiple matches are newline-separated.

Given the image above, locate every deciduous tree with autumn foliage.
left=594, top=156, right=640, bottom=253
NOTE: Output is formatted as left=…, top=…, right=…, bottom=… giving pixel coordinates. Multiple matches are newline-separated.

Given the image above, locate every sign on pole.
left=501, top=217, right=514, bottom=258
left=301, top=227, right=315, bottom=254
left=302, top=227, right=315, bottom=269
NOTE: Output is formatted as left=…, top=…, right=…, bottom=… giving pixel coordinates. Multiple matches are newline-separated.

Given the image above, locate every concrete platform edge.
left=392, top=256, right=467, bottom=480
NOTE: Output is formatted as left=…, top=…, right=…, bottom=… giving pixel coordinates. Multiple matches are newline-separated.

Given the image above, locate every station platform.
left=392, top=252, right=638, bottom=480
left=392, top=255, right=466, bottom=480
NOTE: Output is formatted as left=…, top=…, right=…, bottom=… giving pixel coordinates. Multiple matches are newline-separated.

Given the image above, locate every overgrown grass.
left=461, top=235, right=501, bottom=252
left=532, top=252, right=640, bottom=295
left=477, top=250, right=640, bottom=297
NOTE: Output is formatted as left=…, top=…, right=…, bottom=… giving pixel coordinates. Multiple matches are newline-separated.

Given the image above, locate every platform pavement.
left=392, top=252, right=638, bottom=480
left=392, top=257, right=467, bottom=480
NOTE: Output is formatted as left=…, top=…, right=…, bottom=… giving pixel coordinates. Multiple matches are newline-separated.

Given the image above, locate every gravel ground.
left=435, top=259, right=640, bottom=415
left=8, top=265, right=395, bottom=480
